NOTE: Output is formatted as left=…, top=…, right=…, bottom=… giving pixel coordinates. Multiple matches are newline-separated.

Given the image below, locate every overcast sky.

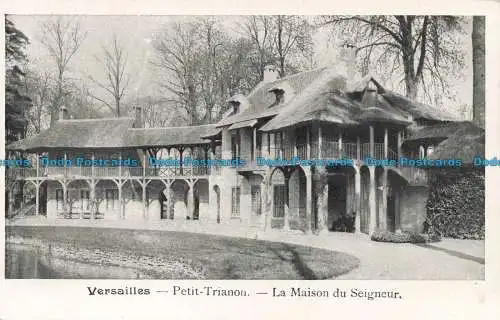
left=9, top=15, right=473, bottom=116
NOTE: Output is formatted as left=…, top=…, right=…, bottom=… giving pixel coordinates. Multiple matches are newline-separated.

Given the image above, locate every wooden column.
left=35, top=181, right=40, bottom=216
left=91, top=152, right=95, bottom=177
left=119, top=151, right=122, bottom=177
left=369, top=167, right=377, bottom=234
left=354, top=167, right=361, bottom=233
left=369, top=125, right=375, bottom=158
left=316, top=167, right=328, bottom=234
left=118, top=181, right=123, bottom=219
left=306, top=128, right=311, bottom=159
left=380, top=168, right=388, bottom=231
left=384, top=128, right=388, bottom=159
left=338, top=131, right=343, bottom=158
left=356, top=136, right=361, bottom=160
left=253, top=127, right=257, bottom=162
left=90, top=180, right=96, bottom=220
left=283, top=174, right=290, bottom=231
left=187, top=181, right=195, bottom=220
left=143, top=149, right=147, bottom=177
left=142, top=180, right=147, bottom=220
left=318, top=125, right=323, bottom=159
left=304, top=167, right=312, bottom=234
left=397, top=131, right=402, bottom=159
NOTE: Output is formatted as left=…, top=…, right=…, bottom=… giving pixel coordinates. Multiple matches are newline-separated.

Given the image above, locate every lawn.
left=6, top=226, right=359, bottom=280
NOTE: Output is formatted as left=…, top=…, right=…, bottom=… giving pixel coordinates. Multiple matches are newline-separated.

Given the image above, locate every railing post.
left=384, top=128, right=388, bottom=159
left=306, top=128, right=311, bottom=160
left=338, top=131, right=343, bottom=158
left=318, top=125, right=323, bottom=159
left=356, top=136, right=361, bottom=160
left=369, top=125, right=374, bottom=158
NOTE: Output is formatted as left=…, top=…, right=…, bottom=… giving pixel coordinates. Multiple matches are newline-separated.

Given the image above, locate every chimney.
left=340, top=42, right=356, bottom=81
left=59, top=105, right=68, bottom=121
left=263, top=65, right=279, bottom=83
left=134, top=106, right=144, bottom=128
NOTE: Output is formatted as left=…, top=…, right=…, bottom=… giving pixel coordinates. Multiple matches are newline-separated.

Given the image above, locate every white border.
left=1, top=1, right=499, bottom=319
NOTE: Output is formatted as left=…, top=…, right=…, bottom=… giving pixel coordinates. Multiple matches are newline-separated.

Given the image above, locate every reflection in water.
left=6, top=245, right=149, bottom=279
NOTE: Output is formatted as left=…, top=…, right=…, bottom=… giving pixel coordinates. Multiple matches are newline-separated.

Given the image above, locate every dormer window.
left=268, top=88, right=285, bottom=106
left=230, top=101, right=240, bottom=115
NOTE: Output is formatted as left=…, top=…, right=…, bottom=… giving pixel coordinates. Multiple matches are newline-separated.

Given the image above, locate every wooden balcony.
left=9, top=165, right=219, bottom=181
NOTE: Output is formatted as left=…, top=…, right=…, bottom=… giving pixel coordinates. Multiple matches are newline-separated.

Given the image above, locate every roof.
left=217, top=67, right=329, bottom=127
left=7, top=118, right=135, bottom=151
left=428, top=124, right=485, bottom=162
left=405, top=121, right=483, bottom=143
left=7, top=118, right=216, bottom=152
left=259, top=73, right=459, bottom=132
left=126, top=125, right=216, bottom=148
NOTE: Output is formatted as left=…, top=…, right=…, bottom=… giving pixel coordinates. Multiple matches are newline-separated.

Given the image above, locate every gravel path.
left=8, top=216, right=485, bottom=280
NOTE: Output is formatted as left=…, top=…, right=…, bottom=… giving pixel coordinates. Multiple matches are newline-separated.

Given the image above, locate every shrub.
left=371, top=231, right=441, bottom=243
left=331, top=213, right=355, bottom=233
left=426, top=168, right=484, bottom=240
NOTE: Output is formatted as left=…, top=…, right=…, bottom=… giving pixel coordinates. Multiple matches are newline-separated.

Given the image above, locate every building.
left=7, top=51, right=482, bottom=236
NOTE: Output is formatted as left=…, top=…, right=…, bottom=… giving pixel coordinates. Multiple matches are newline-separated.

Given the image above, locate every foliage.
left=5, top=17, right=32, bottom=144
left=426, top=168, right=485, bottom=239
left=371, top=231, right=441, bottom=243
left=331, top=213, right=355, bottom=232
left=318, top=15, right=466, bottom=105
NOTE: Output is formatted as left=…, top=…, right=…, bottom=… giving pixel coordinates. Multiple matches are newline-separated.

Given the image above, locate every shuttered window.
left=231, top=187, right=241, bottom=218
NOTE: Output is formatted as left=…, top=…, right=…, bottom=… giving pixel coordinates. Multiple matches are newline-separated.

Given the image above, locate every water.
left=5, top=245, right=149, bottom=279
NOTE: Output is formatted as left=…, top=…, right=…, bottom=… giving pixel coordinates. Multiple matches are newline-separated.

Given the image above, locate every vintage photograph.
left=4, top=15, right=485, bottom=280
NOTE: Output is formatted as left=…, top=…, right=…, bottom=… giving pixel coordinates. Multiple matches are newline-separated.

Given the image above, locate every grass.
left=6, top=226, right=359, bottom=280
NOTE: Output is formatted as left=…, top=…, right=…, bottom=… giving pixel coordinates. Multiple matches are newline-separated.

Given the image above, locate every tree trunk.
left=472, top=16, right=485, bottom=128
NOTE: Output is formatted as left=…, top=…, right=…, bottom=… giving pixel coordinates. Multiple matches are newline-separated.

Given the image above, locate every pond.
left=5, top=244, right=149, bottom=279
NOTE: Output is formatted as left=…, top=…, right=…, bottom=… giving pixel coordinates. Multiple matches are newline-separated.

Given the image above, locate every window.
left=56, top=189, right=64, bottom=210
left=80, top=190, right=90, bottom=211
left=251, top=185, right=262, bottom=216
left=231, top=187, right=241, bottom=218
left=105, top=189, right=119, bottom=210
left=273, top=185, right=286, bottom=218
left=427, top=145, right=434, bottom=157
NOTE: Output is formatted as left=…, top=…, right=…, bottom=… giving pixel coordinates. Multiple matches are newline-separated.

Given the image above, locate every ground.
left=7, top=216, right=485, bottom=280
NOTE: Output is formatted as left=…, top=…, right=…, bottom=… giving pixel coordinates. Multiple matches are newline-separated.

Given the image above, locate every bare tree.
left=40, top=17, right=86, bottom=126
left=472, top=16, right=485, bottom=128
left=272, top=16, right=313, bottom=77
left=319, top=15, right=465, bottom=101
left=152, top=20, right=202, bottom=125
left=23, top=67, right=53, bottom=134
left=89, top=35, right=130, bottom=117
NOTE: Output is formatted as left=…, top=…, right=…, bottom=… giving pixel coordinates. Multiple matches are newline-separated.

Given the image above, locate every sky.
left=9, top=15, right=473, bottom=118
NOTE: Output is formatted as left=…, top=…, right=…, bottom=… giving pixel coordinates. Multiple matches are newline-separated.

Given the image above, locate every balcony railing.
left=9, top=164, right=218, bottom=180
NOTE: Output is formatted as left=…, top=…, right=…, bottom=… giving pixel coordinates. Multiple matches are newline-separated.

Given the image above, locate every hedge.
left=371, top=231, right=441, bottom=243
left=426, top=167, right=485, bottom=240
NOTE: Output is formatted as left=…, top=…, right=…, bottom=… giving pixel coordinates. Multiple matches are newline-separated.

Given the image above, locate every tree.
left=89, top=35, right=130, bottom=117
left=23, top=67, right=53, bottom=135
left=5, top=17, right=31, bottom=144
left=320, top=16, right=465, bottom=101
left=472, top=16, right=485, bottom=128
left=40, top=17, right=86, bottom=126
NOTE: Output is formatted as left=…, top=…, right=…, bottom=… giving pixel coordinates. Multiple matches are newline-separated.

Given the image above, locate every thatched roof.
left=428, top=124, right=485, bottom=162
left=7, top=118, right=217, bottom=152
left=354, top=107, right=412, bottom=125
left=405, top=121, right=483, bottom=143
left=127, top=125, right=216, bottom=148
left=217, top=67, right=329, bottom=127
left=258, top=72, right=459, bottom=132
left=7, top=118, right=135, bottom=151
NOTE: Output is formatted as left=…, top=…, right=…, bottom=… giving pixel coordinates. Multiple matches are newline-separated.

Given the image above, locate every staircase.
left=394, top=166, right=428, bottom=186
left=7, top=203, right=36, bottom=220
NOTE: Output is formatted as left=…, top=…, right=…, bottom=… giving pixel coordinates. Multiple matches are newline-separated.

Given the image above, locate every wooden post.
left=283, top=174, right=290, bottom=231
left=35, top=182, right=40, bottom=216
left=369, top=125, right=375, bottom=158
left=354, top=167, right=361, bottom=233
left=304, top=168, right=312, bottom=234
left=143, top=149, right=147, bottom=177
left=384, top=128, right=388, bottom=159
left=118, top=181, right=123, bottom=219
left=338, top=131, right=343, bottom=158
left=119, top=151, right=122, bottom=177
left=306, top=128, right=311, bottom=159
left=187, top=180, right=194, bottom=220
left=253, top=127, right=257, bottom=163
left=318, top=125, right=323, bottom=159
left=369, top=167, right=377, bottom=235
left=142, top=180, right=147, bottom=220
left=380, top=168, right=388, bottom=231
left=397, top=131, right=402, bottom=160
left=356, top=136, right=361, bottom=160
left=91, top=152, right=95, bottom=177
